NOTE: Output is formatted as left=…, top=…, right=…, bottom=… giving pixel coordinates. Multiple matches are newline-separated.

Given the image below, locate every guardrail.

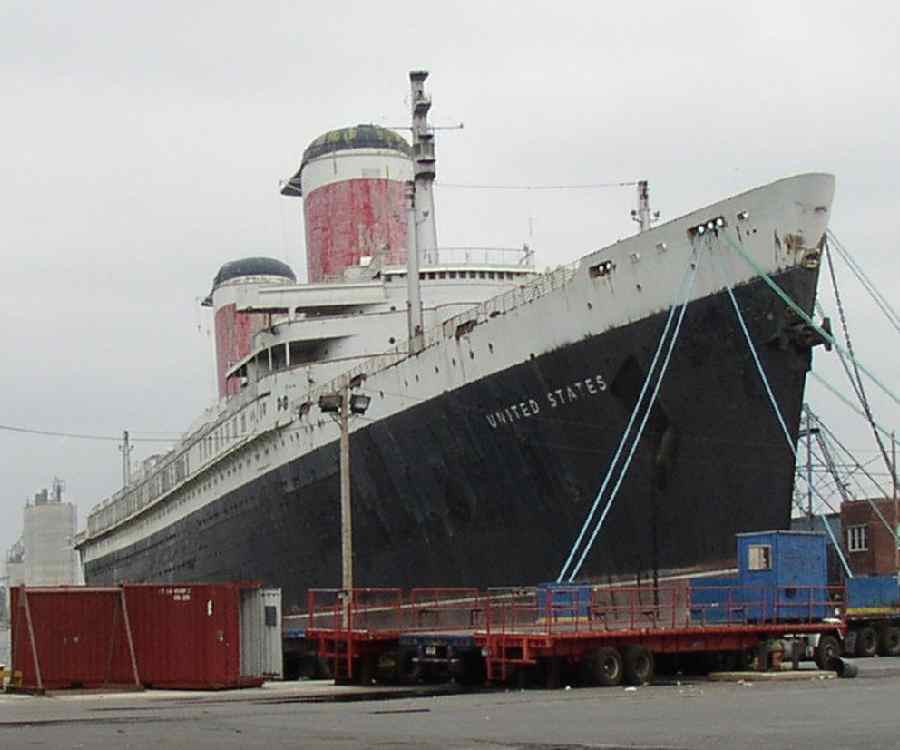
left=304, top=583, right=846, bottom=639
left=487, top=584, right=846, bottom=637
left=418, top=246, right=536, bottom=267
left=306, top=587, right=485, bottom=635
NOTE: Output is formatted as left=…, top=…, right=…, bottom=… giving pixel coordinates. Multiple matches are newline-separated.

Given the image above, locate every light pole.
left=318, top=382, right=371, bottom=623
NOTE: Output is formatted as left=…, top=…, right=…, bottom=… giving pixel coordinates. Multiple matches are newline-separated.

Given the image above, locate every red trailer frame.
left=306, top=583, right=847, bottom=685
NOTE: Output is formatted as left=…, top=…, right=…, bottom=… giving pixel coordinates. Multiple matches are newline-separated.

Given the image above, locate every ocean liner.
left=77, top=72, right=835, bottom=611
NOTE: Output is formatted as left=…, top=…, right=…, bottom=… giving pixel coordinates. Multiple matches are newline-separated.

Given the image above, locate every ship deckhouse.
left=223, top=251, right=537, bottom=394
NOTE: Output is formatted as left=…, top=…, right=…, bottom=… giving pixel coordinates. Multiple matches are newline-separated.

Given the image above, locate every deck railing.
left=308, top=260, right=580, bottom=403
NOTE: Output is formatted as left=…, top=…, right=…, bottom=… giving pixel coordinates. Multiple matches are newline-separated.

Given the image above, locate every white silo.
left=22, top=480, right=79, bottom=586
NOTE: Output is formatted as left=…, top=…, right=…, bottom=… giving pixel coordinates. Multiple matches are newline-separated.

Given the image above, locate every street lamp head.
left=318, top=393, right=342, bottom=414
left=349, top=393, right=371, bottom=415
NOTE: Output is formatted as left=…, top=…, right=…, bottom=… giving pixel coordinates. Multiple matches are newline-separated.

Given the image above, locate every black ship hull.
left=85, top=266, right=819, bottom=612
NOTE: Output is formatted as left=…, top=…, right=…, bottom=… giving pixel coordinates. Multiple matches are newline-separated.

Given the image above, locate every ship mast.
left=405, top=181, right=424, bottom=354
left=632, top=179, right=659, bottom=232
left=406, top=70, right=436, bottom=355
left=409, top=70, right=438, bottom=261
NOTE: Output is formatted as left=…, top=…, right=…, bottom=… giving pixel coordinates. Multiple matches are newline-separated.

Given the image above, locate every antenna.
left=52, top=477, right=65, bottom=503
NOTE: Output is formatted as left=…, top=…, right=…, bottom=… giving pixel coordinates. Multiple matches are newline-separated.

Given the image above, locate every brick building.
left=840, top=499, right=900, bottom=576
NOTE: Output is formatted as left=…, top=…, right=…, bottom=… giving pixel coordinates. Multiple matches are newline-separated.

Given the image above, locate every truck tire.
left=622, top=646, right=655, bottom=686
left=855, top=626, right=878, bottom=658
left=590, top=646, right=623, bottom=687
left=814, top=635, right=841, bottom=670
left=878, top=625, right=900, bottom=657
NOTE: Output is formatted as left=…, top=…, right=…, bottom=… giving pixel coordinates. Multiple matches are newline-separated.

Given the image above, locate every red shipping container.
left=123, top=583, right=265, bottom=690
left=10, top=587, right=140, bottom=691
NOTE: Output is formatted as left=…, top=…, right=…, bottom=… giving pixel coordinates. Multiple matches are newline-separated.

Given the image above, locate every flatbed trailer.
left=841, top=576, right=900, bottom=658
left=305, top=583, right=847, bottom=687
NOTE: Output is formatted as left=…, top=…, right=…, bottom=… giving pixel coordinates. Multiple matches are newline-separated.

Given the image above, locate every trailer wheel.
left=855, top=626, right=878, bottom=658
left=355, top=653, right=376, bottom=685
left=459, top=649, right=487, bottom=686
left=622, top=646, right=654, bottom=686
left=590, top=647, right=623, bottom=687
left=376, top=648, right=416, bottom=684
left=814, top=635, right=841, bottom=670
left=878, top=625, right=900, bottom=657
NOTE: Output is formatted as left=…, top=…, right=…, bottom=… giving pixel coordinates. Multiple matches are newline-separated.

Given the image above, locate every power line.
left=435, top=181, right=638, bottom=191
left=0, top=423, right=179, bottom=444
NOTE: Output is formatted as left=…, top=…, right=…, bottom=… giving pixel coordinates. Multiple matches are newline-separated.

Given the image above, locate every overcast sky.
left=1, top=1, right=898, bottom=560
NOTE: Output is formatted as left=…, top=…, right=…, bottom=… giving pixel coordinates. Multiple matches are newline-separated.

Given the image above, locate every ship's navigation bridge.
left=222, top=246, right=537, bottom=392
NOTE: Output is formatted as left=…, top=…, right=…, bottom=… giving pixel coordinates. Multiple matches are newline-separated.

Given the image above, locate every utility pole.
left=119, top=430, right=133, bottom=488
left=318, top=385, right=372, bottom=626
left=339, top=381, right=352, bottom=598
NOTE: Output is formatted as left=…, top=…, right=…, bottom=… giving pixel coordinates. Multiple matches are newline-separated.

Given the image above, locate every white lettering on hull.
left=485, top=374, right=608, bottom=429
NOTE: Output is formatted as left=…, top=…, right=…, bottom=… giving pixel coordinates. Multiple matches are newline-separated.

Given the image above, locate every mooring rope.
left=710, top=243, right=854, bottom=577
left=564, top=249, right=704, bottom=582
left=555, top=257, right=696, bottom=581
left=721, top=232, right=900, bottom=410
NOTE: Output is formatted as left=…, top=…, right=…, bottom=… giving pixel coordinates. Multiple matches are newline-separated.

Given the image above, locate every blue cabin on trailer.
left=736, top=530, right=828, bottom=621
left=689, top=531, right=831, bottom=623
